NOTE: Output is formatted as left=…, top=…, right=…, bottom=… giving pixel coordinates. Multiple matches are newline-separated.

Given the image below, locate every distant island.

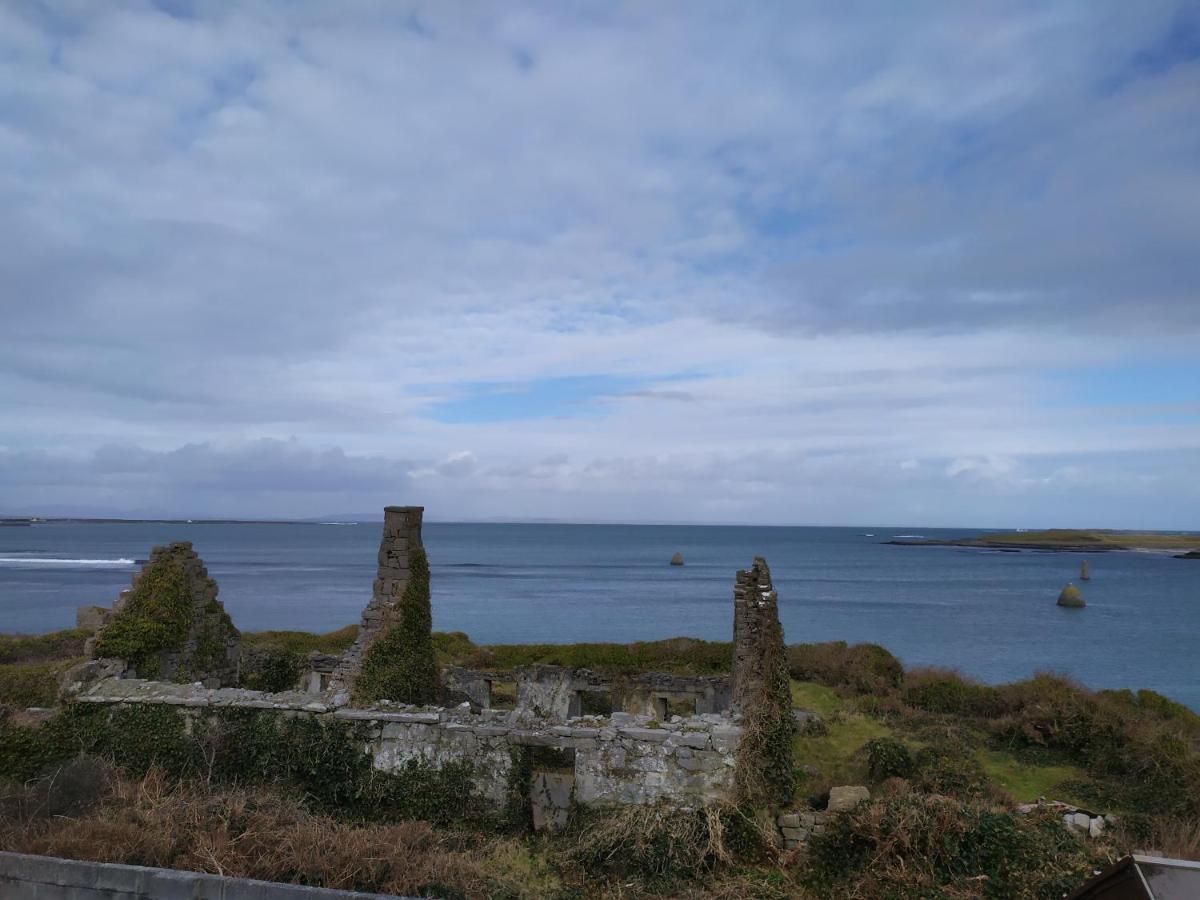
left=888, top=528, right=1200, bottom=556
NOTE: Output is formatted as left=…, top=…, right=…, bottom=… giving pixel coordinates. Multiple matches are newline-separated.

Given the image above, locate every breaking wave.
left=0, top=557, right=135, bottom=568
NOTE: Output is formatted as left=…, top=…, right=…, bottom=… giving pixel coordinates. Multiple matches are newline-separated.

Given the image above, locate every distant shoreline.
left=888, top=528, right=1200, bottom=556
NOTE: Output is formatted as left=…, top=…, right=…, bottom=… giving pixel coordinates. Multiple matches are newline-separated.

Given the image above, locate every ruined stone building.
left=73, top=506, right=795, bottom=824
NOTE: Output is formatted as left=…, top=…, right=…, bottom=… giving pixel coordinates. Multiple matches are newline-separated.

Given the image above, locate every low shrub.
left=238, top=645, right=300, bottom=692
left=989, top=674, right=1200, bottom=816
left=913, top=742, right=988, bottom=798
left=241, top=625, right=359, bottom=656
left=0, top=755, right=116, bottom=823
left=0, top=629, right=91, bottom=665
left=2, top=704, right=479, bottom=825
left=0, top=659, right=80, bottom=708
left=803, top=788, right=1101, bottom=898
left=904, top=669, right=1002, bottom=717
left=787, top=641, right=904, bottom=694
left=563, top=803, right=770, bottom=883
left=865, top=737, right=914, bottom=781
left=0, top=772, right=539, bottom=899
left=460, top=636, right=732, bottom=677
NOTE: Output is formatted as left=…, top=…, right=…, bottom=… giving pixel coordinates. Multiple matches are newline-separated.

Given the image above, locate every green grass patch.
left=976, top=749, right=1088, bottom=805
left=790, top=680, right=845, bottom=718
left=0, top=629, right=91, bottom=665
left=793, top=710, right=896, bottom=787
left=241, top=625, right=359, bottom=655
left=456, top=636, right=732, bottom=676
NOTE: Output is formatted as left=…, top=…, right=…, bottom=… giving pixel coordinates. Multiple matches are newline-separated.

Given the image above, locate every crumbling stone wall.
left=68, top=676, right=739, bottom=811
left=513, top=665, right=731, bottom=721
left=730, top=555, right=797, bottom=806
left=440, top=666, right=496, bottom=708
left=623, top=672, right=732, bottom=719
left=731, top=556, right=777, bottom=715
left=515, top=665, right=613, bottom=719
left=330, top=507, right=424, bottom=693
left=89, top=542, right=239, bottom=687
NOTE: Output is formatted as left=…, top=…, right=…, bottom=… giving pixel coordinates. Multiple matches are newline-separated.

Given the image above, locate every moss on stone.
left=354, top=547, right=438, bottom=705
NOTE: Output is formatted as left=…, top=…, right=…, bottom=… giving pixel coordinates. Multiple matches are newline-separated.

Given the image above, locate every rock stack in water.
left=1057, top=583, right=1086, bottom=608
left=1080, top=560, right=1091, bottom=581
left=89, top=542, right=240, bottom=685
left=670, top=552, right=684, bottom=566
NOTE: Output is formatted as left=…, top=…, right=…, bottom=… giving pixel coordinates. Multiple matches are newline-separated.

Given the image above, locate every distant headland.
left=888, top=528, right=1200, bottom=556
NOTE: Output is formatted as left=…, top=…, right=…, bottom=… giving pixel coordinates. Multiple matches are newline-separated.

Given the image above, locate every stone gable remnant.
left=731, top=556, right=779, bottom=714
left=89, top=542, right=239, bottom=686
left=730, top=556, right=797, bottom=806
left=332, top=506, right=437, bottom=704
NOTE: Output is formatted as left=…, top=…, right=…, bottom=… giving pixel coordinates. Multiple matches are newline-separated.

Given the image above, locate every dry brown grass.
left=0, top=767, right=556, bottom=899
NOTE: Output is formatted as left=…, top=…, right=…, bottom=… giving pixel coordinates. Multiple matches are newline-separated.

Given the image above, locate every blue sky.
left=0, top=1, right=1197, bottom=526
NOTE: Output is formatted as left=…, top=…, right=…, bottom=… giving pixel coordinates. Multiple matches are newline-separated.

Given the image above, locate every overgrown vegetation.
left=355, top=548, right=439, bottom=705
left=0, top=659, right=80, bottom=708
left=452, top=635, right=732, bottom=676
left=0, top=628, right=91, bottom=665
left=4, top=626, right=1200, bottom=896
left=241, top=625, right=359, bottom=656
left=804, top=786, right=1106, bottom=898
left=734, top=613, right=797, bottom=808
left=91, top=557, right=194, bottom=679
left=0, top=765, right=556, bottom=899
left=0, top=702, right=477, bottom=824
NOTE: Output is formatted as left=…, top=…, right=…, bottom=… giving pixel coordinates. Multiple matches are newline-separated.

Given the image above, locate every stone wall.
left=70, top=675, right=739, bottom=811
left=513, top=664, right=731, bottom=721
left=0, top=851, right=412, bottom=899
left=731, top=556, right=777, bottom=715
left=440, top=666, right=496, bottom=708
left=331, top=507, right=424, bottom=692
left=88, top=542, right=240, bottom=687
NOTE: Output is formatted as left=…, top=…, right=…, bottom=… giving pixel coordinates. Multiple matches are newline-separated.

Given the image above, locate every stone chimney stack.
left=331, top=506, right=424, bottom=691
left=731, top=556, right=780, bottom=715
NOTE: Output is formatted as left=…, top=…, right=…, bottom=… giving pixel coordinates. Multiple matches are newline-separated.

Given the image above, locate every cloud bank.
left=1, top=2, right=1197, bottom=526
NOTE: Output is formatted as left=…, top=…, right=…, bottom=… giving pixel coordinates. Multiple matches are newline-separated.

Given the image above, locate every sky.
left=1, top=1, right=1198, bottom=527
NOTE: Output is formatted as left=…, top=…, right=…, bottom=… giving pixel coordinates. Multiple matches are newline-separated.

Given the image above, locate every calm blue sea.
left=1, top=522, right=1197, bottom=708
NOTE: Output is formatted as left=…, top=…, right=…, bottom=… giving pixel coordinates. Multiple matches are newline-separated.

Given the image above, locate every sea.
left=1, top=521, right=1197, bottom=709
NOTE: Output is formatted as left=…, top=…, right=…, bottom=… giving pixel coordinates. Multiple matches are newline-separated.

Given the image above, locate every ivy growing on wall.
left=354, top=548, right=438, bottom=705
left=734, top=613, right=797, bottom=808
left=0, top=703, right=477, bottom=824
left=92, top=557, right=194, bottom=679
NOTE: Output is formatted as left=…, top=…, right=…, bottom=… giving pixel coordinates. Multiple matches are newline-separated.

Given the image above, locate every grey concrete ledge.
left=0, top=851, right=416, bottom=899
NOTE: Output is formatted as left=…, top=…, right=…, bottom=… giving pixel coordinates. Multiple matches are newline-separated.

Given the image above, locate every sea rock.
left=670, top=552, right=684, bottom=566
left=1174, top=551, right=1200, bottom=560
left=1057, top=583, right=1085, bottom=608
left=1080, top=560, right=1090, bottom=581
left=827, top=785, right=870, bottom=812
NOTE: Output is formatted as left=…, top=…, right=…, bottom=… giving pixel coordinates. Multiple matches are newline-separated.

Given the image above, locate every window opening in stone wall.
left=578, top=689, right=613, bottom=716
left=491, top=680, right=517, bottom=709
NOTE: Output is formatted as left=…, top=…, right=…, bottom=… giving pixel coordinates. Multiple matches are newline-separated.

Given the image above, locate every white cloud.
left=0, top=2, right=1197, bottom=526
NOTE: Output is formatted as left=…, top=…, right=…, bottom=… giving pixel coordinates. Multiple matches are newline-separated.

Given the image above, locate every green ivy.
left=734, top=614, right=798, bottom=808
left=93, top=557, right=194, bottom=678
left=1, top=703, right=477, bottom=825
left=354, top=548, right=438, bottom=705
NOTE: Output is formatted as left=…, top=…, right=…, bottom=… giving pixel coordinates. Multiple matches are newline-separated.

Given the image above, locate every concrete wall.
left=72, top=675, right=740, bottom=810
left=0, top=851, right=411, bottom=899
